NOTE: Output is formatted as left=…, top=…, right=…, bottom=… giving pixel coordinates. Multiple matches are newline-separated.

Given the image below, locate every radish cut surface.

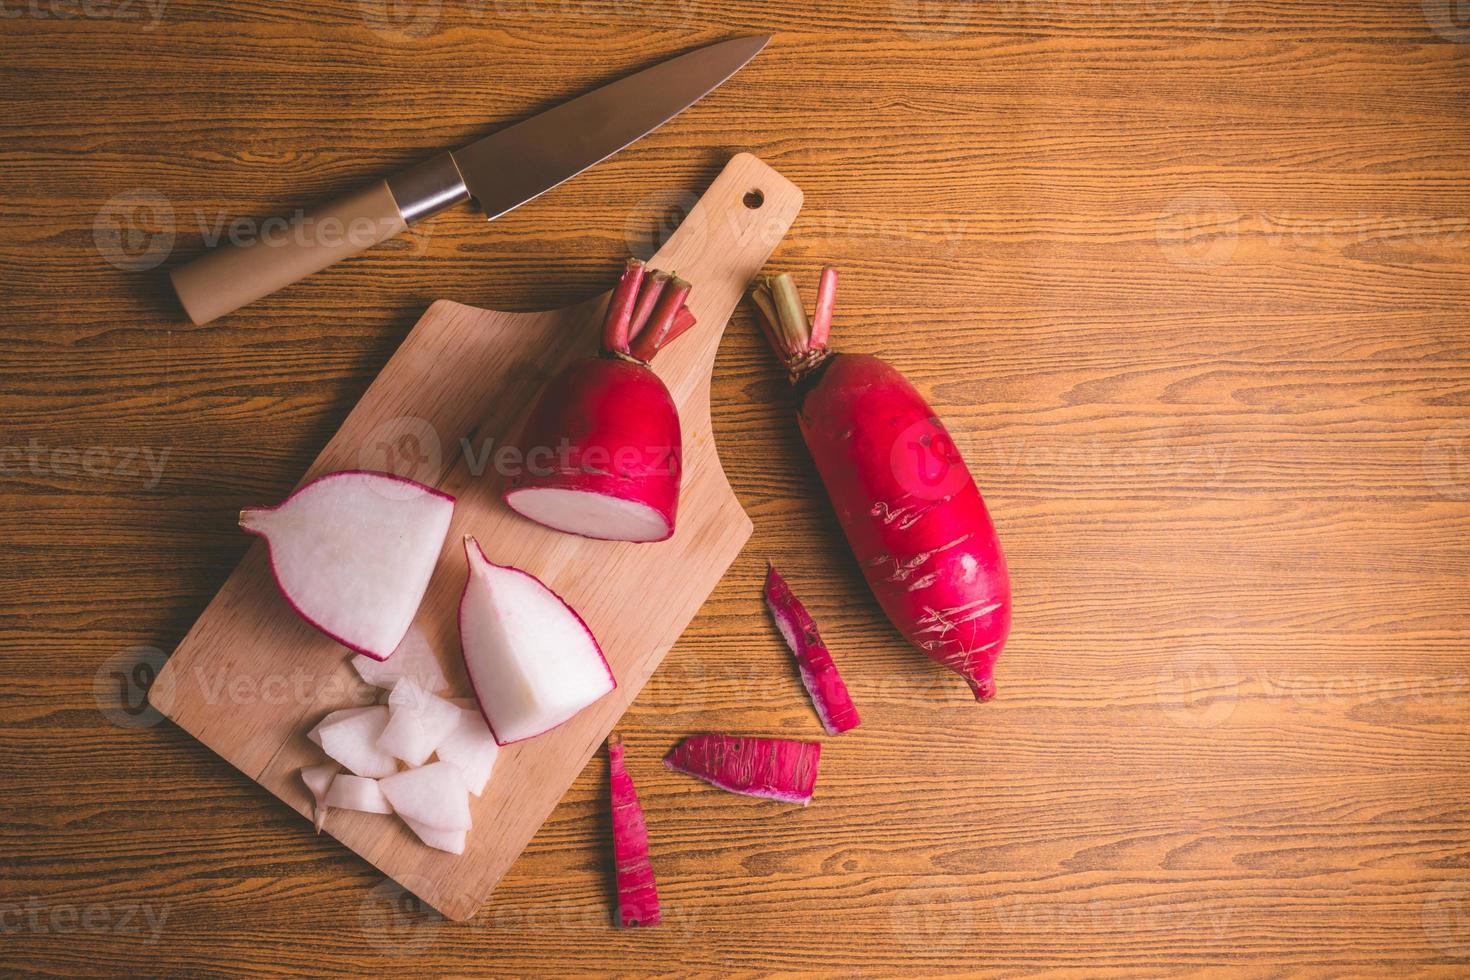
left=664, top=734, right=822, bottom=806
left=607, top=736, right=660, bottom=928
left=379, top=762, right=472, bottom=832
left=315, top=705, right=397, bottom=778
left=240, top=470, right=455, bottom=660
left=764, top=565, right=861, bottom=735
left=403, top=817, right=467, bottom=855
left=503, top=487, right=670, bottom=543
left=377, top=677, right=462, bottom=766
left=351, top=625, right=448, bottom=694
left=325, top=774, right=393, bottom=814
left=458, top=537, right=615, bottom=744
left=436, top=707, right=499, bottom=796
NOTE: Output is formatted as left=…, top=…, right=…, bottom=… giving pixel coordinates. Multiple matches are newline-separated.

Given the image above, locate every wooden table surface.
left=4, top=1, right=1469, bottom=975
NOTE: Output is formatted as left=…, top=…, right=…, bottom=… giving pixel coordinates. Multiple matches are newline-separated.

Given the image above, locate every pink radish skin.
left=764, top=565, right=861, bottom=735
left=663, top=734, right=821, bottom=806
left=458, top=537, right=615, bottom=745
left=241, top=470, right=456, bottom=661
left=607, top=736, right=661, bottom=928
left=503, top=258, right=696, bottom=543
left=751, top=270, right=1011, bottom=700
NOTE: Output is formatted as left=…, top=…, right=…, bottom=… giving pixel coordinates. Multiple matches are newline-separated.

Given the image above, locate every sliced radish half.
left=403, top=817, right=467, bottom=855
left=457, top=537, right=615, bottom=744
left=240, top=470, right=455, bottom=660
left=379, top=762, right=472, bottom=832
left=351, top=624, right=449, bottom=694
left=435, top=706, right=500, bottom=796
left=325, top=774, right=393, bottom=814
left=377, top=677, right=462, bottom=766
left=315, top=705, right=397, bottom=778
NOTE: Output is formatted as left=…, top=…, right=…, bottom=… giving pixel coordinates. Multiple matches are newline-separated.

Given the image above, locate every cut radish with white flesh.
left=325, top=774, right=393, bottom=814
left=299, top=763, right=339, bottom=832
left=403, top=817, right=467, bottom=855
left=503, top=487, right=670, bottom=543
left=307, top=705, right=378, bottom=747
left=351, top=624, right=448, bottom=694
left=379, top=762, right=472, bottom=831
left=240, top=471, right=455, bottom=660
left=435, top=707, right=499, bottom=796
left=315, top=705, right=397, bottom=778
left=377, top=677, right=462, bottom=766
left=457, top=537, right=615, bottom=744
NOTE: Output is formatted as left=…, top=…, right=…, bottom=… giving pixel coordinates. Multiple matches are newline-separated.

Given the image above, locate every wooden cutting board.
left=151, top=153, right=802, bottom=921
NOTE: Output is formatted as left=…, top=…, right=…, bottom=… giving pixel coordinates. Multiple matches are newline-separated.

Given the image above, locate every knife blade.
left=168, top=35, right=769, bottom=325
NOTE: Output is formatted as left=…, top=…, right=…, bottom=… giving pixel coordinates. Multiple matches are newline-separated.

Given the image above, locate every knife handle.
left=167, top=181, right=407, bottom=325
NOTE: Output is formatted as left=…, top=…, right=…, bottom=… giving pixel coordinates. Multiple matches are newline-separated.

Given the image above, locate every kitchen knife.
left=169, top=35, right=769, bottom=325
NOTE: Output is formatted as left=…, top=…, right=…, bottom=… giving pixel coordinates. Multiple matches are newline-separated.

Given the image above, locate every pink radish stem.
left=663, top=734, right=821, bottom=805
left=626, top=270, right=671, bottom=340
left=764, top=565, right=860, bottom=735
left=607, top=736, right=661, bottom=928
left=601, top=258, right=647, bottom=355
left=628, top=277, right=692, bottom=362
left=809, top=266, right=837, bottom=350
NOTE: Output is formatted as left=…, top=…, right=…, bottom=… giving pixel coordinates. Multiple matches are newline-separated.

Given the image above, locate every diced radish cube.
left=377, top=677, right=462, bottom=766
left=379, top=762, right=471, bottom=832
left=315, top=705, right=397, bottom=778
left=325, top=774, right=393, bottom=814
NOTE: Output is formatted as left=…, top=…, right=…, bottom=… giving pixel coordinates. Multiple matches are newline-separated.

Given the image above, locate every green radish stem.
left=750, top=271, right=834, bottom=378
left=602, top=258, right=647, bottom=355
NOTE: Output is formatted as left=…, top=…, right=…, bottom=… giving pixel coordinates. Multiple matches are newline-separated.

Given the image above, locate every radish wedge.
left=379, top=762, right=472, bottom=832
left=325, top=774, right=393, bottom=814
left=664, top=735, right=822, bottom=806
left=764, top=565, right=861, bottom=735
left=436, top=707, right=500, bottom=796
left=299, top=763, right=339, bottom=832
left=403, top=817, right=467, bottom=855
left=240, top=470, right=455, bottom=661
left=608, top=736, right=660, bottom=928
left=377, top=677, right=462, bottom=766
left=458, top=537, right=615, bottom=744
left=351, top=625, right=449, bottom=694
left=315, top=705, right=397, bottom=778
left=307, top=705, right=378, bottom=746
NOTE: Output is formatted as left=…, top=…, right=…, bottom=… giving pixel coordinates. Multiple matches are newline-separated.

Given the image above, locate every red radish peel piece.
left=749, top=270, right=1011, bottom=700
left=241, top=470, right=455, bottom=660
left=764, top=565, right=861, bottom=735
left=663, top=734, right=821, bottom=806
left=607, top=736, right=660, bottom=928
left=458, top=537, right=614, bottom=744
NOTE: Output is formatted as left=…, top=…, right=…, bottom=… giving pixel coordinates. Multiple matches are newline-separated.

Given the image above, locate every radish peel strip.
left=764, top=565, right=861, bottom=735
left=607, top=736, right=661, bottom=928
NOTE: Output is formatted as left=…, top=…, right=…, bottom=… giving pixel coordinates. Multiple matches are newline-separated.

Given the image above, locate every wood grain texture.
left=2, top=0, right=1469, bottom=975
left=151, top=152, right=799, bottom=921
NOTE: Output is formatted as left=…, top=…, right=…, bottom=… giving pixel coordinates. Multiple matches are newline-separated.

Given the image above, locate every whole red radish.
left=504, top=259, right=697, bottom=542
left=750, top=269, right=1011, bottom=700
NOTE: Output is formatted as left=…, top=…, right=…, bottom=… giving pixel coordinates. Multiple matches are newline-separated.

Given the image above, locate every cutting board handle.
left=635, top=153, right=803, bottom=405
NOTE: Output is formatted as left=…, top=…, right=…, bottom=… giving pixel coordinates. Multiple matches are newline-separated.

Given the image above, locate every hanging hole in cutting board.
left=743, top=189, right=764, bottom=209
